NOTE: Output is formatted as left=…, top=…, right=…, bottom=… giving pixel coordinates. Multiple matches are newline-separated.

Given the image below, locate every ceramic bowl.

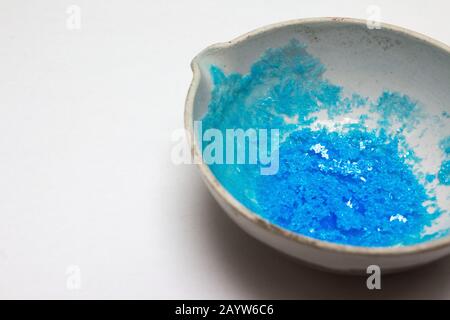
left=185, top=18, right=450, bottom=274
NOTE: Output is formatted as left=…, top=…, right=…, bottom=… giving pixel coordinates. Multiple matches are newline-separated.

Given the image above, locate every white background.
left=1, top=0, right=449, bottom=299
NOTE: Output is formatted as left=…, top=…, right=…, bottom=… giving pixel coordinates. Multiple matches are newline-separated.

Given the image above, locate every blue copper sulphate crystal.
left=255, top=128, right=432, bottom=246
left=200, top=39, right=449, bottom=247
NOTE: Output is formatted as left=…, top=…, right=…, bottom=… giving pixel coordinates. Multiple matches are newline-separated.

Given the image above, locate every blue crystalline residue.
left=200, top=39, right=446, bottom=247
left=438, top=136, right=450, bottom=185
left=372, top=91, right=420, bottom=129
left=203, top=40, right=344, bottom=131
left=439, top=136, right=450, bottom=155
left=255, top=128, right=435, bottom=246
left=438, top=160, right=450, bottom=185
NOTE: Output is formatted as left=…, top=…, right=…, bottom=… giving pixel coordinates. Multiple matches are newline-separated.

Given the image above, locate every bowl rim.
left=184, top=17, right=450, bottom=256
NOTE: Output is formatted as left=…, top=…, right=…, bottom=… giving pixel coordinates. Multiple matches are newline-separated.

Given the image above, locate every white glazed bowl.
left=185, top=18, right=450, bottom=274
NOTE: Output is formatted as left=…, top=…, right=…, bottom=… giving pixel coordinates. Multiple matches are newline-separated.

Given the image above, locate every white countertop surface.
left=1, top=0, right=449, bottom=299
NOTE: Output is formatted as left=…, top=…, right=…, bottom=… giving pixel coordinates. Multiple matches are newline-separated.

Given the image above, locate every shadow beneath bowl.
left=195, top=174, right=450, bottom=299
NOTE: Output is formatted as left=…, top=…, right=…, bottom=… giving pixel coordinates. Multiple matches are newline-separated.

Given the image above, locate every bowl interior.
left=190, top=20, right=450, bottom=247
